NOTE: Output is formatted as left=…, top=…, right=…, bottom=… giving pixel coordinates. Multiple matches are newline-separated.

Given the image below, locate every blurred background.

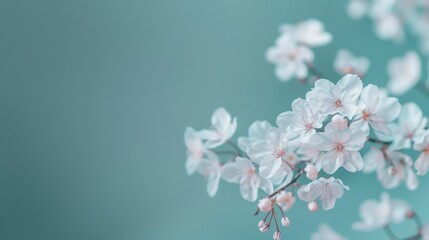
left=1, top=0, right=428, bottom=239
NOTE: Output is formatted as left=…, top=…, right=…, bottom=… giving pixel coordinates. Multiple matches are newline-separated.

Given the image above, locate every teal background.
left=1, top=0, right=428, bottom=239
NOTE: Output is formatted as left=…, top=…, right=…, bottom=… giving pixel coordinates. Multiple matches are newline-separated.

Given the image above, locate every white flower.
left=293, top=19, right=332, bottom=47
left=414, top=134, right=429, bottom=176
left=276, top=98, right=323, bottom=143
left=351, top=84, right=401, bottom=135
left=247, top=127, right=294, bottom=179
left=311, top=224, right=347, bottom=240
left=197, top=151, right=222, bottom=197
left=364, top=147, right=418, bottom=190
left=184, top=127, right=206, bottom=175
left=347, top=0, right=368, bottom=19
left=334, top=49, right=370, bottom=77
left=266, top=39, right=314, bottom=82
left=378, top=102, right=427, bottom=150
left=374, top=13, right=404, bottom=42
left=275, top=191, right=296, bottom=211
left=238, top=120, right=272, bottom=152
left=310, top=121, right=367, bottom=174
left=353, top=193, right=410, bottom=231
left=221, top=157, right=273, bottom=202
left=297, top=177, right=349, bottom=210
left=198, top=108, right=237, bottom=149
left=307, top=74, right=363, bottom=119
left=387, top=51, right=421, bottom=96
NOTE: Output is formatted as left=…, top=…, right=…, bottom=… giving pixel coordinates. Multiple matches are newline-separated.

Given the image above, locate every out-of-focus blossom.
left=353, top=193, right=410, bottom=231
left=387, top=51, right=421, bottom=96
left=197, top=151, right=222, bottom=197
left=347, top=0, right=369, bottom=19
left=364, top=148, right=418, bottom=190
left=266, top=39, right=314, bottom=82
left=298, top=177, right=349, bottom=210
left=292, top=19, right=333, bottom=47
left=334, top=49, right=370, bottom=77
left=238, top=120, right=272, bottom=152
left=184, top=127, right=206, bottom=175
left=311, top=224, right=347, bottom=240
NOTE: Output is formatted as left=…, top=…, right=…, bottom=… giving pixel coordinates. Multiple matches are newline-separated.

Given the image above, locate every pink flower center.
left=362, top=111, right=371, bottom=121
left=275, top=147, right=286, bottom=158
left=335, top=99, right=342, bottom=108
left=305, top=122, right=313, bottom=131
left=335, top=143, right=345, bottom=152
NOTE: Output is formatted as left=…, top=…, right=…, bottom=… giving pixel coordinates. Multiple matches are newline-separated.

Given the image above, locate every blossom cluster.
left=266, top=19, right=332, bottom=82
left=185, top=74, right=429, bottom=239
left=266, top=19, right=425, bottom=96
left=312, top=193, right=429, bottom=240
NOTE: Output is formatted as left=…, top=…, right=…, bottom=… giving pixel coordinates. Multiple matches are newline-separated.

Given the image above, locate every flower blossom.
left=238, top=120, right=272, bottom=152
left=221, top=157, right=273, bottom=202
left=276, top=98, right=323, bottom=143
left=377, top=102, right=428, bottom=150
left=363, top=148, right=418, bottom=190
left=267, top=19, right=331, bottom=82
left=247, top=127, right=295, bottom=179
left=353, top=193, right=410, bottom=231
left=311, top=224, right=347, bottom=240
left=297, top=177, right=349, bottom=210
left=310, top=121, right=367, bottom=174
left=387, top=51, right=421, bottom=96
left=266, top=39, right=314, bottom=82
left=197, top=151, right=222, bottom=197
left=414, top=134, right=429, bottom=176
left=275, top=191, right=296, bottom=211
left=351, top=84, right=401, bottom=135
left=198, top=108, right=237, bottom=148
left=334, top=49, right=370, bottom=77
left=307, top=74, right=363, bottom=119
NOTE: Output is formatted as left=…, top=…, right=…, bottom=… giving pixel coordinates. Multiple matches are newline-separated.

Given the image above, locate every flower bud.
left=308, top=201, right=318, bottom=212
left=258, top=220, right=266, bottom=228
left=281, top=216, right=290, bottom=227
left=304, top=164, right=318, bottom=180
left=259, top=224, right=269, bottom=232
left=273, top=231, right=281, bottom=240
left=258, top=198, right=273, bottom=212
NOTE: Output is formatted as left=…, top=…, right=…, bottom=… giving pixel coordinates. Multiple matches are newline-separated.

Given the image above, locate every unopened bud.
left=304, top=164, right=318, bottom=180
left=258, top=220, right=266, bottom=228
left=259, top=224, right=269, bottom=232
left=273, top=231, right=281, bottom=240
left=308, top=201, right=318, bottom=212
left=258, top=198, right=273, bottom=212
left=281, top=216, right=290, bottom=227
